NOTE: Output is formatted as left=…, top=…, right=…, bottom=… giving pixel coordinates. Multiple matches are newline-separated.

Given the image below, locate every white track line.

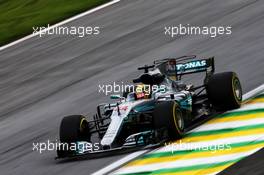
left=94, top=84, right=264, bottom=174
left=243, top=84, right=264, bottom=100
left=191, top=117, right=264, bottom=132
left=237, top=103, right=264, bottom=111
left=0, top=0, right=120, bottom=51
left=91, top=150, right=148, bottom=175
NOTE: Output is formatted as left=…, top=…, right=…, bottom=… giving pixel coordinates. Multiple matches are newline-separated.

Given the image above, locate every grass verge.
left=0, top=0, right=110, bottom=46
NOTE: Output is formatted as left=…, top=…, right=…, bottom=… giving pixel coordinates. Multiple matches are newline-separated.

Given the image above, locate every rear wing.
left=154, top=56, right=215, bottom=80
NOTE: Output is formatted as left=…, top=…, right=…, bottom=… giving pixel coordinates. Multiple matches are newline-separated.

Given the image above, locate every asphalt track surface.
left=0, top=0, right=264, bottom=174
left=219, top=147, right=264, bottom=175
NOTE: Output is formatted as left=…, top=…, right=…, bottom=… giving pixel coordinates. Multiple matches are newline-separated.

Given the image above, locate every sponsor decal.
left=114, top=105, right=128, bottom=111
left=166, top=60, right=207, bottom=72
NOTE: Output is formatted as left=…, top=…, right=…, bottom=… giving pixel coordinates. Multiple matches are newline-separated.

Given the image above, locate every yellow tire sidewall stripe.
left=172, top=102, right=183, bottom=135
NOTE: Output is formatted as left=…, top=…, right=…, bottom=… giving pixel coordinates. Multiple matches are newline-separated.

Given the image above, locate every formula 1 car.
left=56, top=55, right=242, bottom=158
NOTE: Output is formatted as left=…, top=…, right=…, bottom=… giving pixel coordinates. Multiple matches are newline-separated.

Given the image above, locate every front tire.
left=59, top=115, right=90, bottom=143
left=154, top=101, right=185, bottom=140
left=206, top=72, right=242, bottom=110
left=57, top=115, right=90, bottom=157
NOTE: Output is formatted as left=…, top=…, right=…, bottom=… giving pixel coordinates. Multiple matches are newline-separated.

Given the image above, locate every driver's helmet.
left=135, top=84, right=151, bottom=99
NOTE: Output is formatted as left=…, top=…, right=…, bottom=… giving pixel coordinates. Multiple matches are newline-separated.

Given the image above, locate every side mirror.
left=110, top=94, right=122, bottom=99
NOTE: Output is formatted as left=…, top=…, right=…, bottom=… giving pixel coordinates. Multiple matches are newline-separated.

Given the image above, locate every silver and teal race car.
left=56, top=55, right=242, bottom=159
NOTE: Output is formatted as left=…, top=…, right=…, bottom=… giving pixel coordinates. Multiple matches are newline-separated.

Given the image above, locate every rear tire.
left=154, top=101, right=185, bottom=140
left=206, top=72, right=242, bottom=110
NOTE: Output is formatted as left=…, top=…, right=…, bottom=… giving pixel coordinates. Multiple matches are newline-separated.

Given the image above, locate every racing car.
left=56, top=55, right=242, bottom=158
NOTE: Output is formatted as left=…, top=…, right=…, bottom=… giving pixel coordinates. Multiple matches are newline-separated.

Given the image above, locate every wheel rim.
left=176, top=109, right=184, bottom=130
left=233, top=78, right=242, bottom=101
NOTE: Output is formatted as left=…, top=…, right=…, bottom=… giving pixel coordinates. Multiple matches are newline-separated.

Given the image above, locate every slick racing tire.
left=154, top=101, right=185, bottom=140
left=59, top=115, right=90, bottom=143
left=57, top=115, right=90, bottom=158
left=206, top=72, right=242, bottom=110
